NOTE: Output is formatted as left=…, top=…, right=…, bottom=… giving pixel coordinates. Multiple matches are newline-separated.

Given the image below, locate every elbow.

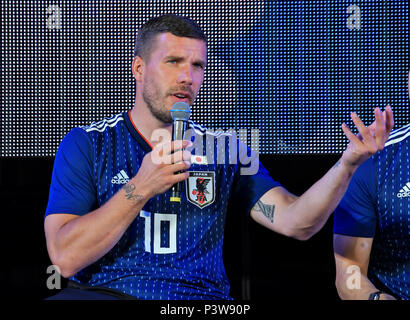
left=55, top=262, right=77, bottom=279
left=49, top=253, right=77, bottom=279
left=284, top=227, right=315, bottom=241
left=279, top=215, right=320, bottom=241
left=296, top=233, right=313, bottom=241
left=58, top=265, right=76, bottom=279
left=293, top=232, right=313, bottom=241
left=47, top=240, right=81, bottom=278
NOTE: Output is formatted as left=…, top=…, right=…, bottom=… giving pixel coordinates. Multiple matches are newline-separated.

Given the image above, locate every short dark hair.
left=133, top=14, right=207, bottom=60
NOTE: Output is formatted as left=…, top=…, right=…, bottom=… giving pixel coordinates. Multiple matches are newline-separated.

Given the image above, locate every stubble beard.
left=142, top=78, right=173, bottom=124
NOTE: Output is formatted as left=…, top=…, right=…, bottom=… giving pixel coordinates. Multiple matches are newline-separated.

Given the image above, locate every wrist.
left=368, top=291, right=396, bottom=300
left=368, top=291, right=383, bottom=300
left=121, top=180, right=151, bottom=207
left=335, top=157, right=358, bottom=177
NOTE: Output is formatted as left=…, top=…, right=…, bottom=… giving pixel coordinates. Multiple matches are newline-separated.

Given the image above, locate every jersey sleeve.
left=45, top=127, right=97, bottom=217
left=333, top=157, right=378, bottom=238
left=229, top=141, right=281, bottom=215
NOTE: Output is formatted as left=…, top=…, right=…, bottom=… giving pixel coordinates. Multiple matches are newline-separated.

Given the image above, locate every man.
left=333, top=70, right=409, bottom=300
left=44, top=14, right=394, bottom=300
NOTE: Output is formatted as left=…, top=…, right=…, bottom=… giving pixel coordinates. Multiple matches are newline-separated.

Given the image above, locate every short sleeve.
left=333, top=157, right=378, bottom=238
left=45, top=128, right=97, bottom=217
left=229, top=141, right=281, bottom=215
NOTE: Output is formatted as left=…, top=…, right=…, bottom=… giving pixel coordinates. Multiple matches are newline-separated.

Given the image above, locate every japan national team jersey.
left=334, top=123, right=410, bottom=300
left=45, top=111, right=280, bottom=299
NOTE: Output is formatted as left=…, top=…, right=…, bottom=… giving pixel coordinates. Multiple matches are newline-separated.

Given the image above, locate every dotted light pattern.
left=1, top=1, right=409, bottom=157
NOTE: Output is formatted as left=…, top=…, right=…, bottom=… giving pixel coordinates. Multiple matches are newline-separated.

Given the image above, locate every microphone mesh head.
left=170, top=102, right=191, bottom=121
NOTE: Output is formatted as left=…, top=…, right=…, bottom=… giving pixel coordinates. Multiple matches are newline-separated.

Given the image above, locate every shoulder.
left=80, top=112, right=125, bottom=133
left=370, top=123, right=410, bottom=166
left=188, top=120, right=207, bottom=135
left=54, top=127, right=93, bottom=169
left=68, top=112, right=127, bottom=151
left=350, top=123, right=410, bottom=194
left=56, top=112, right=127, bottom=158
left=59, top=127, right=91, bottom=152
left=384, top=123, right=410, bottom=148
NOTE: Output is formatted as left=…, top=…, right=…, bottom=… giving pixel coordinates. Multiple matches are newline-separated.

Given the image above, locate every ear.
left=132, top=56, right=144, bottom=82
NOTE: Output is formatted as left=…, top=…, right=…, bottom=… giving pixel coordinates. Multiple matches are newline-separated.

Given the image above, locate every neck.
left=130, top=96, right=172, bottom=148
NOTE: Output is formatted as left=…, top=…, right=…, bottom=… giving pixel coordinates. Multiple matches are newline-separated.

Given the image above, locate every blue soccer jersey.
left=45, top=110, right=280, bottom=299
left=334, top=123, right=410, bottom=300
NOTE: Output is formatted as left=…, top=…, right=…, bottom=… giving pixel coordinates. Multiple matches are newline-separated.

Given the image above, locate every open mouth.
left=171, top=92, right=191, bottom=103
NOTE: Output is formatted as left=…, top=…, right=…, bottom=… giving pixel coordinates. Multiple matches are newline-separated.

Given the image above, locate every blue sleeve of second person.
left=45, top=128, right=97, bottom=217
left=333, top=157, right=378, bottom=238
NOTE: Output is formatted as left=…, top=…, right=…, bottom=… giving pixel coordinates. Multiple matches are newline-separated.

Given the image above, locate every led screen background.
left=1, top=0, right=409, bottom=157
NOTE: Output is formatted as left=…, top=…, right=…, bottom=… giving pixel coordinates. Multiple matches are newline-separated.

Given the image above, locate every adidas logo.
left=397, top=182, right=410, bottom=198
left=111, top=170, right=130, bottom=185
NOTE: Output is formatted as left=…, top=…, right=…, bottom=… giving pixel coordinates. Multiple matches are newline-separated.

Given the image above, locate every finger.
left=384, top=105, right=394, bottom=133
left=154, top=139, right=192, bottom=153
left=367, top=106, right=392, bottom=138
left=168, top=150, right=192, bottom=164
left=152, top=139, right=172, bottom=159
left=342, top=123, right=362, bottom=145
left=374, top=107, right=387, bottom=148
left=152, top=140, right=192, bottom=163
left=351, top=113, right=377, bottom=150
left=150, top=143, right=169, bottom=165
left=166, top=160, right=191, bottom=174
left=182, top=150, right=192, bottom=162
left=169, top=170, right=190, bottom=185
left=170, top=140, right=193, bottom=153
left=367, top=109, right=387, bottom=136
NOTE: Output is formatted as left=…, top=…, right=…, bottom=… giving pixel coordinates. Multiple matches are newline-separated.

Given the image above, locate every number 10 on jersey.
left=140, top=210, right=177, bottom=254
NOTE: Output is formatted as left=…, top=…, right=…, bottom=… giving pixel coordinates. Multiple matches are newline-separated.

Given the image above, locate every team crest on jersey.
left=186, top=171, right=215, bottom=209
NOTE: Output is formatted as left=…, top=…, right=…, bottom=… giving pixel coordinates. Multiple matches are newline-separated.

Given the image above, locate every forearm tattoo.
left=333, top=159, right=341, bottom=169
left=122, top=183, right=143, bottom=203
left=254, top=200, right=275, bottom=223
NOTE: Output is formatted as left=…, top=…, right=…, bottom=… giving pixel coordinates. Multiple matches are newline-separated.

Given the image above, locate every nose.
left=177, top=65, right=193, bottom=85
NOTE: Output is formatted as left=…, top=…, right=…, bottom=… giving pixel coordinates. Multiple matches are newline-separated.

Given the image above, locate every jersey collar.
left=124, top=110, right=153, bottom=153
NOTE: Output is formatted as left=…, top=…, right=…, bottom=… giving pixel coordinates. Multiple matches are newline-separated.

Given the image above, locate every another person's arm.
left=333, top=234, right=395, bottom=300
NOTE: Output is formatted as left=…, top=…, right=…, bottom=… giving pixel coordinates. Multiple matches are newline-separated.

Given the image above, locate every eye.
left=193, top=63, right=204, bottom=70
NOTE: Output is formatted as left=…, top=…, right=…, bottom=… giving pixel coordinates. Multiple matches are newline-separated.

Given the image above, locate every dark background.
left=0, top=154, right=339, bottom=300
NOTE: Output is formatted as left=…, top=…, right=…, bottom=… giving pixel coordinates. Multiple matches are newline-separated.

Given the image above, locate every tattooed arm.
left=251, top=107, right=393, bottom=240
left=44, top=140, right=191, bottom=277
left=250, top=160, right=353, bottom=240
left=44, top=181, right=149, bottom=278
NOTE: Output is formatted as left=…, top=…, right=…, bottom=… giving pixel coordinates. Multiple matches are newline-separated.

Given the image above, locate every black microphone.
left=170, top=102, right=191, bottom=203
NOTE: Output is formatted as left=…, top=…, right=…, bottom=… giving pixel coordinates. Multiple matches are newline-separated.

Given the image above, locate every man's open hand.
left=341, top=106, right=394, bottom=169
